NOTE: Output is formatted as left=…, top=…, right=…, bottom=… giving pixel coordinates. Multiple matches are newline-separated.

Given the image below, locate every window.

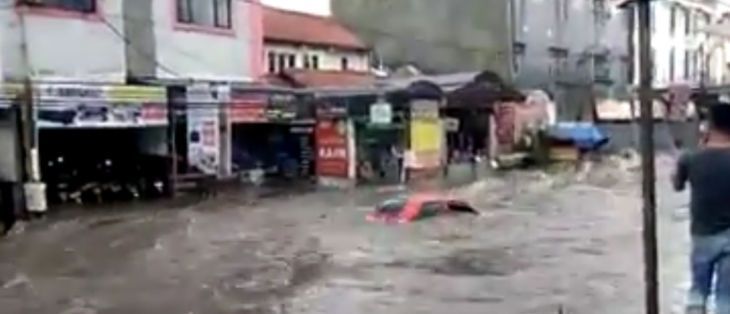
left=548, top=47, right=569, bottom=77
left=556, top=0, right=569, bottom=22
left=670, top=5, right=677, bottom=34
left=23, top=0, right=96, bottom=13
left=513, top=42, right=526, bottom=75
left=684, top=50, right=690, bottom=80
left=621, top=55, right=631, bottom=82
left=278, top=55, right=286, bottom=73
left=651, top=48, right=657, bottom=80
left=341, top=57, right=349, bottom=71
left=593, top=54, right=610, bottom=81
left=177, top=0, right=231, bottom=29
left=312, top=55, right=320, bottom=70
left=288, top=54, right=296, bottom=68
left=268, top=52, right=277, bottom=73
left=303, top=55, right=311, bottom=69
left=669, top=48, right=675, bottom=81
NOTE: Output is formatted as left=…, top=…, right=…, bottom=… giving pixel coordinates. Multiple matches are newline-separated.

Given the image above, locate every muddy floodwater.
left=0, top=157, right=691, bottom=314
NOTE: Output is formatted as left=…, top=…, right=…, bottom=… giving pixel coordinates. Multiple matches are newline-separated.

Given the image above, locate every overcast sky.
left=261, top=0, right=331, bottom=16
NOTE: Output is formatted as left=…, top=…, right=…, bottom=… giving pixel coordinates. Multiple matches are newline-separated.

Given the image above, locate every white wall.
left=0, top=0, right=126, bottom=82
left=265, top=42, right=369, bottom=72
left=637, top=0, right=730, bottom=87
left=151, top=0, right=255, bottom=82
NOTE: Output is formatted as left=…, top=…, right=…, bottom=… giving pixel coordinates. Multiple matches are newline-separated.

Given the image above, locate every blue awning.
left=547, top=122, right=609, bottom=150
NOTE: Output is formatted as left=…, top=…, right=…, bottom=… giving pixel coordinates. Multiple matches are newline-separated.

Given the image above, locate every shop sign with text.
left=315, top=119, right=349, bottom=178
left=35, top=84, right=167, bottom=128
left=230, top=93, right=268, bottom=123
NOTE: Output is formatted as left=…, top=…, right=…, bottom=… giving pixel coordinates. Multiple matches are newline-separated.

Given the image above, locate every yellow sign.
left=411, top=119, right=441, bottom=153
left=0, top=83, right=22, bottom=96
left=106, top=85, right=165, bottom=103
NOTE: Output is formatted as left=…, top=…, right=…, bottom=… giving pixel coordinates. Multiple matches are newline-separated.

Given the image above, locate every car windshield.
left=376, top=198, right=407, bottom=214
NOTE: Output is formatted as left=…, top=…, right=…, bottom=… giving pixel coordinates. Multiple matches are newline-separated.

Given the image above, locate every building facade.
left=0, top=0, right=128, bottom=82
left=262, top=6, right=371, bottom=87
left=331, top=0, right=513, bottom=78
left=127, top=0, right=262, bottom=83
left=512, top=0, right=632, bottom=120
left=0, top=0, right=265, bottom=212
left=636, top=0, right=730, bottom=88
left=0, top=0, right=262, bottom=83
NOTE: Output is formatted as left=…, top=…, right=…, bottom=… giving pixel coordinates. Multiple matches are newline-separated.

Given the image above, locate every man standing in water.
left=674, top=104, right=730, bottom=314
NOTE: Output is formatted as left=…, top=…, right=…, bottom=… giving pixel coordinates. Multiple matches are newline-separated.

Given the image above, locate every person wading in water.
left=674, top=103, right=730, bottom=314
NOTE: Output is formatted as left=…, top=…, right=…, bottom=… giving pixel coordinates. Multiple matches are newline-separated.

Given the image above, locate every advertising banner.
left=34, top=84, right=167, bottom=128
left=408, top=100, right=442, bottom=169
left=408, top=119, right=442, bottom=169
left=187, top=85, right=221, bottom=175
left=315, top=119, right=349, bottom=178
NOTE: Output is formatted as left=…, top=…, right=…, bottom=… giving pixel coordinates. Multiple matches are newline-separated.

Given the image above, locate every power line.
left=98, top=15, right=183, bottom=78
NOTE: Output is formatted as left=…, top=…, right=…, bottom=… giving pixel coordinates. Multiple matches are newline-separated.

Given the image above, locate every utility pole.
left=16, top=5, right=44, bottom=214
left=617, top=0, right=659, bottom=313
left=637, top=0, right=659, bottom=313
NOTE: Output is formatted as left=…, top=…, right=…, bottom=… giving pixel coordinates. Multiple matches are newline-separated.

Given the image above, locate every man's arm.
left=673, top=152, right=690, bottom=192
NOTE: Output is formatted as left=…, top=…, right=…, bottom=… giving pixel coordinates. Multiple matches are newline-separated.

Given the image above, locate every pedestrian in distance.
left=674, top=103, right=730, bottom=314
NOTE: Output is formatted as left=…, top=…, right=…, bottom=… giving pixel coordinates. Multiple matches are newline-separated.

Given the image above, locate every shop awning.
left=547, top=122, right=609, bottom=150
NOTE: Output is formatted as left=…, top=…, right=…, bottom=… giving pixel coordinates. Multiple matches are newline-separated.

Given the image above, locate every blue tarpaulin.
left=547, top=122, right=609, bottom=150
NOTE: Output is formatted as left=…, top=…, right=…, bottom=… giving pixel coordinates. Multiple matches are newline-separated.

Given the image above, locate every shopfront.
left=314, top=99, right=355, bottom=188
left=353, top=97, right=407, bottom=185
left=35, top=84, right=170, bottom=205
left=229, top=90, right=316, bottom=185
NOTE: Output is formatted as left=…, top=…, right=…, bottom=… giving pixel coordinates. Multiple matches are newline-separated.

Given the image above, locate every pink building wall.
left=247, top=0, right=265, bottom=80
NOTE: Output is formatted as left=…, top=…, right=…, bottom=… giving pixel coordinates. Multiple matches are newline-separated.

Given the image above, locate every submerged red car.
left=367, top=193, right=479, bottom=224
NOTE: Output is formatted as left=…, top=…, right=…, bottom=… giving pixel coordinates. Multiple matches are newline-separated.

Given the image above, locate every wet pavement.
left=0, top=156, right=691, bottom=314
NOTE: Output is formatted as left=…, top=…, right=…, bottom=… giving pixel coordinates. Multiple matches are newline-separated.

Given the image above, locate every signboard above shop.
left=35, top=84, right=167, bottom=128
left=230, top=93, right=268, bottom=123
left=230, top=91, right=310, bottom=124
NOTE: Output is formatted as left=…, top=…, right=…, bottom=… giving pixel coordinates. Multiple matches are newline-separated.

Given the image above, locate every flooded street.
left=0, top=157, right=691, bottom=314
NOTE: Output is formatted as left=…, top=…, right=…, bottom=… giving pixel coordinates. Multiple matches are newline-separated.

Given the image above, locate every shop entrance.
left=39, top=127, right=169, bottom=205
left=356, top=123, right=405, bottom=185
left=231, top=123, right=315, bottom=184
left=443, top=108, right=491, bottom=164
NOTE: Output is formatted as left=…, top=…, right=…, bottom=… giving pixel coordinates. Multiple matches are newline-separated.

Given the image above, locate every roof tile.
left=263, top=6, right=367, bottom=50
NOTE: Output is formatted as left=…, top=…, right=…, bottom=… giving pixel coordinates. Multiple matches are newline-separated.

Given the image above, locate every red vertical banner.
left=315, top=119, right=349, bottom=178
left=495, top=102, right=516, bottom=153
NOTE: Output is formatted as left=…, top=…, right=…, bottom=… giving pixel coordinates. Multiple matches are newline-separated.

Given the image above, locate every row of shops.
left=0, top=71, right=538, bottom=212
